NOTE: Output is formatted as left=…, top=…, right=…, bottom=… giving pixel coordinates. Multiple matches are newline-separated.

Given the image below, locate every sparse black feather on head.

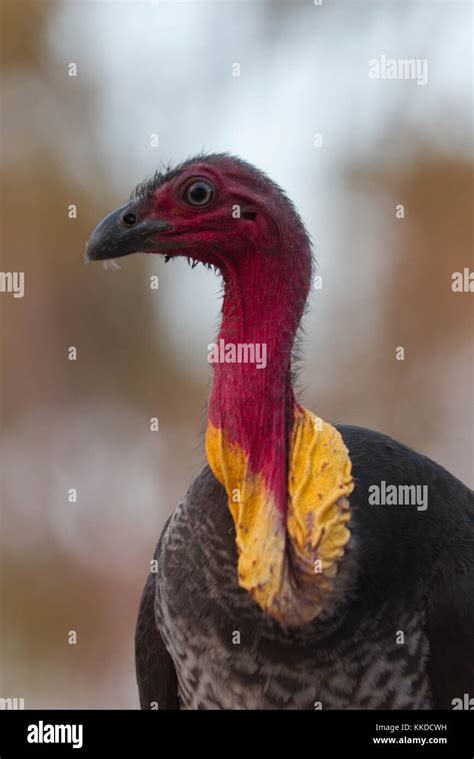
left=130, top=153, right=229, bottom=202
left=131, top=153, right=303, bottom=219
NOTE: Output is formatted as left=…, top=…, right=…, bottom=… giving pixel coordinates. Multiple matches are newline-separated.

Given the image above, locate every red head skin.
left=118, top=155, right=313, bottom=518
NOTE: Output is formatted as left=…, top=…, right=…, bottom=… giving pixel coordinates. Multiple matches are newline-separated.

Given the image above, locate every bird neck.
left=208, top=260, right=301, bottom=517
left=205, top=246, right=354, bottom=627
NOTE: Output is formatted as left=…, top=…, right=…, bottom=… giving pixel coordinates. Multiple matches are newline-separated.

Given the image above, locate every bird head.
left=86, top=153, right=312, bottom=301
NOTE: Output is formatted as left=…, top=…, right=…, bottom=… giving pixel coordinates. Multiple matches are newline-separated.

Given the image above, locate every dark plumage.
left=86, top=154, right=474, bottom=710
left=136, top=427, right=473, bottom=709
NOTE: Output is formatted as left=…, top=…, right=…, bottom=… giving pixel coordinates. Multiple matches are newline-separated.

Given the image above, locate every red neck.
left=208, top=245, right=311, bottom=515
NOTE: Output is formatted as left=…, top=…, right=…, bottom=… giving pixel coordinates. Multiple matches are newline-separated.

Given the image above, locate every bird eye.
left=184, top=179, right=215, bottom=207
left=121, top=211, right=137, bottom=227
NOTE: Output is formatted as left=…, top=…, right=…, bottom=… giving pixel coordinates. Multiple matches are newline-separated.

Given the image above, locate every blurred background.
left=0, top=0, right=472, bottom=708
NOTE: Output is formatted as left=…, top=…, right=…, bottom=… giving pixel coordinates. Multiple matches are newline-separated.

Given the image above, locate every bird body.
left=150, top=463, right=431, bottom=710
left=137, top=425, right=471, bottom=710
left=87, top=154, right=474, bottom=710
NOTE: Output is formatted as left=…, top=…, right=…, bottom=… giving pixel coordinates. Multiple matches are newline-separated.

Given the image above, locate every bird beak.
left=85, top=201, right=176, bottom=262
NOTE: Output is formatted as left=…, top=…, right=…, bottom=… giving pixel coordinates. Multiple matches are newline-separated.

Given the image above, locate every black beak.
left=85, top=200, right=176, bottom=262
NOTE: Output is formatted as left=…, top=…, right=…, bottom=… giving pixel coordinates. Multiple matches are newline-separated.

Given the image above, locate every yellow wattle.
left=205, top=406, right=354, bottom=626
